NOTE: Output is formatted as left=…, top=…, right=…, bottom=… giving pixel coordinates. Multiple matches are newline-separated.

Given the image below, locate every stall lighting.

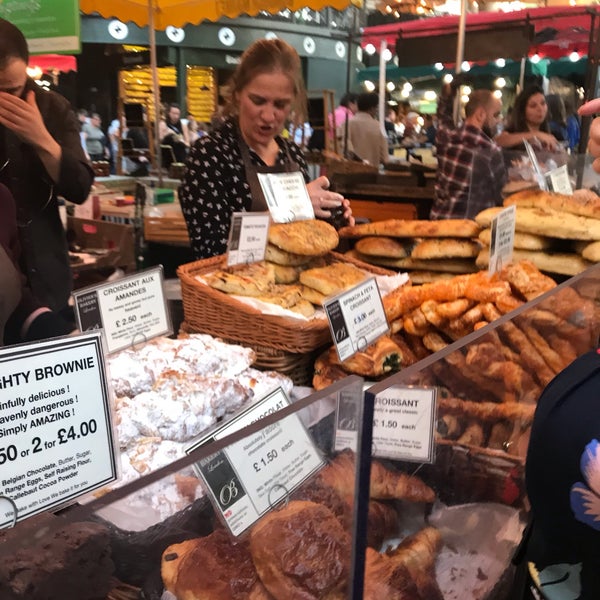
left=493, top=90, right=503, bottom=99
left=461, top=61, right=471, bottom=72
left=402, top=81, right=413, bottom=92
left=385, top=4, right=392, bottom=12
left=495, top=58, right=506, bottom=67
left=463, top=85, right=472, bottom=95
left=495, top=77, right=506, bottom=88
left=401, top=88, right=410, bottom=98
left=387, top=81, right=396, bottom=91
left=26, top=65, right=43, bottom=79
left=569, top=51, right=581, bottom=62
left=461, top=94, right=470, bottom=103
left=423, top=90, right=437, bottom=101
left=364, top=80, right=376, bottom=91
left=382, top=48, right=393, bottom=62
left=443, top=73, right=454, bottom=84
left=530, top=53, right=541, bottom=64
left=365, top=43, right=376, bottom=55
left=434, top=62, right=444, bottom=70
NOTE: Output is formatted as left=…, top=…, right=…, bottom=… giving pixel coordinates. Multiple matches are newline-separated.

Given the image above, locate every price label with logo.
left=72, top=266, right=172, bottom=354
left=546, top=164, right=573, bottom=194
left=324, top=277, right=389, bottom=363
left=372, top=386, right=436, bottom=463
left=257, top=172, right=315, bottom=223
left=186, top=388, right=325, bottom=537
left=226, top=212, right=270, bottom=266
left=488, top=205, right=516, bottom=275
left=0, top=332, right=118, bottom=528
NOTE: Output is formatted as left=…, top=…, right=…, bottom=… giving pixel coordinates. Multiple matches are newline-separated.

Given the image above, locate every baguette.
left=478, top=228, right=555, bottom=251
left=504, top=188, right=600, bottom=219
left=410, top=238, right=481, bottom=259
left=338, top=218, right=481, bottom=239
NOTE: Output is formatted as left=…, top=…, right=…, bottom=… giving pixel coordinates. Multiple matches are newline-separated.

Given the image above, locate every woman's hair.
left=0, top=18, right=29, bottom=67
left=224, top=38, right=307, bottom=123
left=509, top=84, right=550, bottom=133
left=546, top=94, right=567, bottom=128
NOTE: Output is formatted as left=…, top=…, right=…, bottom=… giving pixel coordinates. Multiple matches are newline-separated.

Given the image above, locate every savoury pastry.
left=299, top=262, right=368, bottom=296
left=270, top=262, right=300, bottom=284
left=299, top=284, right=328, bottom=306
left=204, top=262, right=275, bottom=296
left=265, top=243, right=313, bottom=266
left=338, top=218, right=481, bottom=239
left=410, top=237, right=481, bottom=259
left=355, top=236, right=414, bottom=258
left=268, top=219, right=339, bottom=256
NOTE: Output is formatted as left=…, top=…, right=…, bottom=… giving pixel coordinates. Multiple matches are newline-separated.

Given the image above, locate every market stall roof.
left=361, top=5, right=598, bottom=62
left=29, top=54, right=77, bottom=73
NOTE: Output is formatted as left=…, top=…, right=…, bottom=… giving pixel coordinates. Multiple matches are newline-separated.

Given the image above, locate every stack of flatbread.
left=338, top=219, right=483, bottom=284
left=475, top=188, right=600, bottom=276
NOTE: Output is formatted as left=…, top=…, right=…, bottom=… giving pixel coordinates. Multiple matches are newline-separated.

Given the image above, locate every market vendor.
left=0, top=18, right=94, bottom=320
left=179, top=38, right=354, bottom=260
left=579, top=97, right=600, bottom=172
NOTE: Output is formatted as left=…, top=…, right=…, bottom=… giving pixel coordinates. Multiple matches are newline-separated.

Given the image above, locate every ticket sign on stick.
left=0, top=332, right=118, bottom=529
left=186, top=388, right=325, bottom=537
left=372, top=386, right=437, bottom=463
left=226, top=212, right=271, bottom=266
left=72, top=266, right=172, bottom=354
left=488, top=205, right=516, bottom=276
left=324, top=277, right=389, bottom=363
left=257, top=172, right=315, bottom=222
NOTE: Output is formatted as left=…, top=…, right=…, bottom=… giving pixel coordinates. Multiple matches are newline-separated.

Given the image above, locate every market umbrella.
left=80, top=0, right=360, bottom=179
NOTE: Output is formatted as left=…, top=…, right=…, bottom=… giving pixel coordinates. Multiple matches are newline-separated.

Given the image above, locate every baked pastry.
left=504, top=187, right=600, bottom=219
left=204, top=262, right=275, bottom=296
left=410, top=238, right=481, bottom=259
left=249, top=500, right=351, bottom=599
left=356, top=253, right=478, bottom=273
left=338, top=218, right=481, bottom=239
left=478, top=228, right=555, bottom=251
left=299, top=284, right=328, bottom=306
left=268, top=219, right=339, bottom=256
left=265, top=243, right=313, bottom=266
left=355, top=236, right=414, bottom=258
left=299, top=262, right=368, bottom=296
left=331, top=335, right=406, bottom=378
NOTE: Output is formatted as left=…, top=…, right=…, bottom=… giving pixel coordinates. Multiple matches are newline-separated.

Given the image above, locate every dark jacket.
left=1, top=78, right=94, bottom=312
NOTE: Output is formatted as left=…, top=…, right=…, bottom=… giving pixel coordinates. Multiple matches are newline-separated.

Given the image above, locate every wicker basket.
left=177, top=251, right=393, bottom=354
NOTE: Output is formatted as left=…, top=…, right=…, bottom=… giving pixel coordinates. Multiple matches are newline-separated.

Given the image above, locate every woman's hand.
left=306, top=175, right=355, bottom=226
left=531, top=131, right=560, bottom=151
left=579, top=99, right=600, bottom=173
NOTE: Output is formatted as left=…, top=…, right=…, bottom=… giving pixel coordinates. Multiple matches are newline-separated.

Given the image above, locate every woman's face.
left=237, top=70, right=295, bottom=149
left=525, top=92, right=547, bottom=129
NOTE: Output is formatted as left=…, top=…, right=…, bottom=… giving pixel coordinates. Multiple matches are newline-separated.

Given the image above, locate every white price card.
left=257, top=171, right=315, bottom=223
left=546, top=164, right=573, bottom=194
left=72, top=266, right=172, bottom=355
left=324, top=277, right=389, bottom=363
left=488, top=204, right=516, bottom=275
left=186, top=388, right=325, bottom=537
left=226, top=212, right=271, bottom=266
left=372, top=386, right=437, bottom=463
left=0, top=332, right=118, bottom=528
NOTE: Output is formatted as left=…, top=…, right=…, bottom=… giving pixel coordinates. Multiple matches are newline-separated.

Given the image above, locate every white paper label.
left=372, top=386, right=436, bottom=462
left=73, top=266, right=172, bottom=354
left=226, top=212, right=270, bottom=266
left=324, top=278, right=389, bottom=363
left=257, top=171, right=315, bottom=223
left=186, top=388, right=325, bottom=537
left=546, top=164, right=573, bottom=194
left=488, top=205, right=516, bottom=275
left=0, top=333, right=118, bottom=528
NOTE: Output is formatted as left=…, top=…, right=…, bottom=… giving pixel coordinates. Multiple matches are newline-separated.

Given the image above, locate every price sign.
left=334, top=388, right=362, bottom=452
left=488, top=205, right=516, bottom=275
left=72, top=266, right=172, bottom=354
left=186, top=388, right=325, bottom=537
left=372, top=386, right=437, bottom=462
left=257, top=172, right=315, bottom=223
left=546, top=164, right=573, bottom=195
left=226, top=212, right=270, bottom=266
left=0, top=333, right=118, bottom=528
left=324, top=278, right=389, bottom=363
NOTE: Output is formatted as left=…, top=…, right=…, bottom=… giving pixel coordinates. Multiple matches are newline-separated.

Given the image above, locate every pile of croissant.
left=161, top=450, right=445, bottom=600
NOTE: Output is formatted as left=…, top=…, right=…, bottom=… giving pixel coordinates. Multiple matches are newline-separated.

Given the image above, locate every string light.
left=569, top=50, right=581, bottom=62
left=495, top=58, right=506, bottom=67
left=530, top=53, right=541, bottom=64
left=434, top=62, right=444, bottom=70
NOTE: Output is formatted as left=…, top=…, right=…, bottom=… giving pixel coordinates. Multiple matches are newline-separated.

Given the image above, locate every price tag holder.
left=324, top=277, right=389, bottom=363
left=546, top=164, right=573, bottom=194
left=488, top=204, right=516, bottom=275
left=257, top=172, right=315, bottom=223
left=334, top=386, right=364, bottom=452
left=186, top=388, right=325, bottom=537
left=72, top=265, right=172, bottom=355
left=523, top=139, right=549, bottom=192
left=0, top=332, right=118, bottom=528
left=226, top=212, right=270, bottom=266
left=372, top=386, right=437, bottom=463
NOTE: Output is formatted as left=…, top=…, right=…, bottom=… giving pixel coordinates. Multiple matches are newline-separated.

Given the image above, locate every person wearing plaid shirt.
left=431, top=83, right=506, bottom=220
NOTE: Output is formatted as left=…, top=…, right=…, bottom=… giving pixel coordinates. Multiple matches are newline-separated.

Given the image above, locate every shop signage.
left=488, top=205, right=516, bottom=275
left=257, top=172, right=315, bottom=223
left=72, top=266, right=172, bottom=355
left=227, top=212, right=270, bottom=266
left=0, top=332, right=118, bottom=529
left=324, top=277, right=389, bottom=363
left=0, top=0, right=80, bottom=54
left=186, top=388, right=325, bottom=537
left=334, top=385, right=437, bottom=463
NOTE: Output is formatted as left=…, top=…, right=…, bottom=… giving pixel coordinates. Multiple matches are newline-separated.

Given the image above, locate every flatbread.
left=579, top=240, right=600, bottom=262
left=504, top=188, right=600, bottom=219
left=354, top=236, right=414, bottom=258
left=299, top=285, right=327, bottom=306
left=408, top=271, right=456, bottom=284
left=256, top=284, right=302, bottom=308
left=288, top=298, right=316, bottom=317
left=476, top=247, right=592, bottom=276
left=270, top=263, right=300, bottom=284
left=268, top=219, right=339, bottom=256
left=299, top=262, right=368, bottom=296
left=338, top=219, right=481, bottom=239
left=478, top=228, right=554, bottom=251
left=475, top=206, right=600, bottom=240
left=204, top=262, right=275, bottom=296
left=410, top=238, right=481, bottom=259
left=355, top=252, right=478, bottom=274
left=264, top=243, right=313, bottom=266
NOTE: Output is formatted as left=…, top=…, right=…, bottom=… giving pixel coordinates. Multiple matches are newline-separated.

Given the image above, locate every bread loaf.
left=478, top=228, right=555, bottom=251
left=410, top=238, right=481, bottom=259
left=338, top=218, right=481, bottom=239
left=504, top=188, right=600, bottom=219
left=355, top=236, right=414, bottom=258
left=268, top=219, right=339, bottom=255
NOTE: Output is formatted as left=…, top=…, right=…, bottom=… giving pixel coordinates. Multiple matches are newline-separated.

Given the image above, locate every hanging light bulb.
left=387, top=81, right=396, bottom=92
left=463, top=85, right=472, bottom=95
left=493, top=90, right=503, bottom=99
left=530, top=53, right=541, bottom=64
left=365, top=43, right=376, bottom=55
left=461, top=94, right=470, bottom=103
left=495, top=58, right=506, bottom=67
left=443, top=73, right=454, bottom=84
left=401, top=88, right=410, bottom=98
left=364, top=80, right=376, bottom=92
left=423, top=90, right=437, bottom=101
left=495, top=77, right=506, bottom=88
left=569, top=50, right=581, bottom=62
left=434, top=62, right=444, bottom=71
left=382, top=48, right=393, bottom=62
left=402, top=81, right=413, bottom=92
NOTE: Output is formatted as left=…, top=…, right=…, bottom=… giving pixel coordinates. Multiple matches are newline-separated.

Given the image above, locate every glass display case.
left=1, top=265, right=599, bottom=600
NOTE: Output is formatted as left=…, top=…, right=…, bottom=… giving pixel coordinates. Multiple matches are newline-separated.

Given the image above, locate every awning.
left=29, top=54, right=77, bottom=73
left=362, top=6, right=598, bottom=62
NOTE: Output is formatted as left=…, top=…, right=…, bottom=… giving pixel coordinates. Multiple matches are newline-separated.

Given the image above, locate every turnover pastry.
left=268, top=219, right=339, bottom=256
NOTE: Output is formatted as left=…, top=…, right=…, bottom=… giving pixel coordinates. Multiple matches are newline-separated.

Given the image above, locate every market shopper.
left=431, top=82, right=506, bottom=220
left=0, top=18, right=94, bottom=316
left=179, top=38, right=353, bottom=260
left=159, top=103, right=190, bottom=165
left=579, top=97, right=600, bottom=171
left=495, top=85, right=560, bottom=151
left=346, top=92, right=389, bottom=167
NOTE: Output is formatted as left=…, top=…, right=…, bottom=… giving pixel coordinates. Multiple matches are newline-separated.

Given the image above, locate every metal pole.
left=453, top=0, right=468, bottom=124
left=379, top=40, right=387, bottom=136
left=148, top=0, right=163, bottom=186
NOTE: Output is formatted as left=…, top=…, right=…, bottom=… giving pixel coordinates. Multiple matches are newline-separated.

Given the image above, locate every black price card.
left=0, top=333, right=118, bottom=528
left=186, top=388, right=324, bottom=537
left=72, top=266, right=172, bottom=354
left=324, top=277, right=389, bottom=362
